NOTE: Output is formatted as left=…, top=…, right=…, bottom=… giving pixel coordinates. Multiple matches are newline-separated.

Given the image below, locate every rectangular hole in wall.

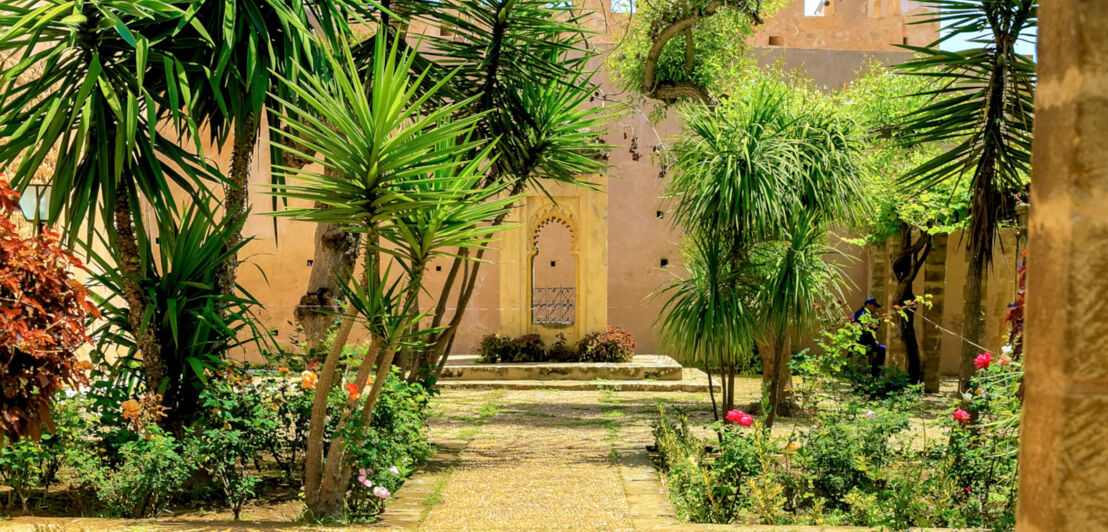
left=768, top=35, right=784, bottom=46
left=435, top=265, right=442, bottom=272
left=306, top=259, right=314, bottom=267
left=656, top=210, right=664, bottom=219
left=660, top=258, right=669, bottom=268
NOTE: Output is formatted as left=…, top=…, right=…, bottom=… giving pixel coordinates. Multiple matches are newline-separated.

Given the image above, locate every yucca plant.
left=750, top=213, right=849, bottom=428
left=897, top=0, right=1036, bottom=391
left=657, top=235, right=753, bottom=421
left=268, top=32, right=506, bottom=517
left=0, top=0, right=223, bottom=399
left=660, top=76, right=863, bottom=420
left=285, top=0, right=611, bottom=374
left=90, top=203, right=266, bottom=429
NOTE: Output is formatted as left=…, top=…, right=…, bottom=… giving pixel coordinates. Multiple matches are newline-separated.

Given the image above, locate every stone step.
left=435, top=378, right=718, bottom=393
left=440, top=354, right=684, bottom=381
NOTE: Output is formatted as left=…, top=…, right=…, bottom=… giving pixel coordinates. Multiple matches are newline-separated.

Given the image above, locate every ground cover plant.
left=0, top=363, right=431, bottom=520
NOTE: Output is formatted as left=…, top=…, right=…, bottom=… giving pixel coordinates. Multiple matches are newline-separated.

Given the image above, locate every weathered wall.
left=208, top=0, right=939, bottom=361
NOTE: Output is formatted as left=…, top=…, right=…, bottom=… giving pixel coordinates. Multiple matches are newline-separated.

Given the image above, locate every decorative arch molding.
left=529, top=206, right=579, bottom=255
left=498, top=177, right=608, bottom=345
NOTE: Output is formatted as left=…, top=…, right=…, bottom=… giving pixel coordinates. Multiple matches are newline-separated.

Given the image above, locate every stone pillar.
left=884, top=236, right=906, bottom=370
left=920, top=233, right=947, bottom=393
left=1017, top=2, right=1108, bottom=530
left=867, top=240, right=888, bottom=356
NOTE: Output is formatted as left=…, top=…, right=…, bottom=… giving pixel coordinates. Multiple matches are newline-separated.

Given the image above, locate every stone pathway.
left=375, top=386, right=742, bottom=531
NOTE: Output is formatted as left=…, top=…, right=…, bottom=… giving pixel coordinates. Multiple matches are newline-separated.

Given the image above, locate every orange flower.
left=300, top=370, right=317, bottom=390
left=784, top=441, right=801, bottom=452
left=278, top=367, right=289, bottom=374
left=120, top=399, right=141, bottom=421
left=345, top=382, right=361, bottom=401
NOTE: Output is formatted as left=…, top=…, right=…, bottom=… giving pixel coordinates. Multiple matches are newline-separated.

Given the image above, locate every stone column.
left=920, top=233, right=947, bottom=393
left=884, top=236, right=906, bottom=370
left=1017, top=2, right=1108, bottom=530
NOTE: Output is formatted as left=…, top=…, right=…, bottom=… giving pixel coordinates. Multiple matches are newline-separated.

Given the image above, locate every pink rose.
left=725, top=410, right=754, bottom=427
left=951, top=409, right=971, bottom=424
left=373, top=486, right=390, bottom=499
left=974, top=352, right=993, bottom=370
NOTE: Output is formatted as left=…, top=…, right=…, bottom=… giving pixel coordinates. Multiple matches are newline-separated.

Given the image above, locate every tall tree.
left=0, top=0, right=221, bottom=399
left=897, top=0, right=1035, bottom=392
left=293, top=0, right=610, bottom=374
left=660, top=76, right=863, bottom=419
left=269, top=33, right=512, bottom=518
left=838, top=63, right=969, bottom=387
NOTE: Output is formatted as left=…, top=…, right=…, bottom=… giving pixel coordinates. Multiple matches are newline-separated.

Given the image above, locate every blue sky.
left=940, top=23, right=1038, bottom=58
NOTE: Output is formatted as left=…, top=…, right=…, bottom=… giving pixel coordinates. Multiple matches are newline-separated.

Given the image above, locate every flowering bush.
left=0, top=179, right=98, bottom=441
left=578, top=326, right=636, bottom=362
left=476, top=326, right=637, bottom=363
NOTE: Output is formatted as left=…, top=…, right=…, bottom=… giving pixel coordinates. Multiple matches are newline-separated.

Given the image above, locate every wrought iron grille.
left=531, top=286, right=575, bottom=325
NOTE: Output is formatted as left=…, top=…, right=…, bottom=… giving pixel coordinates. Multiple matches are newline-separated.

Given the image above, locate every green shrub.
left=342, top=369, right=433, bottom=518
left=82, top=429, right=194, bottom=517
left=476, top=333, right=512, bottom=363
left=0, top=437, right=45, bottom=511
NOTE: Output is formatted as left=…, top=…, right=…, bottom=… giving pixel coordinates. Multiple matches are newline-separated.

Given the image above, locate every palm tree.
left=658, top=235, right=753, bottom=420
left=0, top=0, right=220, bottom=398
left=182, top=0, right=332, bottom=301
left=751, top=214, right=848, bottom=428
left=288, top=0, right=611, bottom=375
left=897, top=0, right=1036, bottom=392
left=660, top=77, right=863, bottom=418
left=268, top=33, right=509, bottom=518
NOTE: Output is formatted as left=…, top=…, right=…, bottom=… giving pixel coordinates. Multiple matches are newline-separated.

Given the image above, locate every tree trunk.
left=296, top=205, right=362, bottom=353
left=958, top=257, right=987, bottom=393
left=890, top=223, right=933, bottom=385
left=762, top=335, right=791, bottom=428
left=113, top=182, right=165, bottom=395
left=303, top=237, right=369, bottom=514
left=216, top=113, right=259, bottom=302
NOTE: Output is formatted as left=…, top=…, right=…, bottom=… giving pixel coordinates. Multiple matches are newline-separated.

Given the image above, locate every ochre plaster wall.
left=192, top=0, right=938, bottom=361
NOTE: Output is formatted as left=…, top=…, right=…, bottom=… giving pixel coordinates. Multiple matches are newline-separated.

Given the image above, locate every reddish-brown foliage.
left=0, top=178, right=98, bottom=441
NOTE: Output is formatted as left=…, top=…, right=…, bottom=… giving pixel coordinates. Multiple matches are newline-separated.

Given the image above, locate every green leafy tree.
left=838, top=63, right=970, bottom=388
left=606, top=0, right=780, bottom=106
left=896, top=0, right=1035, bottom=392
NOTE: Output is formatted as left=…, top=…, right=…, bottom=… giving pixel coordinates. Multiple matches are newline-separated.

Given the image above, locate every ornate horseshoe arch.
left=498, top=178, right=608, bottom=345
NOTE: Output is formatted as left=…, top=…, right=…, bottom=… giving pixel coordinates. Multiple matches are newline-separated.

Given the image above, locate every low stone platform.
left=437, top=367, right=720, bottom=392
left=440, top=354, right=685, bottom=381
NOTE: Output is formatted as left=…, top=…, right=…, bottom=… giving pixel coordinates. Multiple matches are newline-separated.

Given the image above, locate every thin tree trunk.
left=311, top=268, right=424, bottom=517
left=216, top=113, right=259, bottom=301
left=113, top=183, right=165, bottom=396
left=303, top=237, right=370, bottom=514
left=764, top=335, right=787, bottom=428
left=958, top=257, right=987, bottom=393
left=890, top=223, right=932, bottom=385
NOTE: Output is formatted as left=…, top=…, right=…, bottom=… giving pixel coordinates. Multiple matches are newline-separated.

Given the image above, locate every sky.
left=941, top=24, right=1038, bottom=58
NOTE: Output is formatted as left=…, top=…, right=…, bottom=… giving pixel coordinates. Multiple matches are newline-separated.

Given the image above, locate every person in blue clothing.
left=852, top=297, right=886, bottom=377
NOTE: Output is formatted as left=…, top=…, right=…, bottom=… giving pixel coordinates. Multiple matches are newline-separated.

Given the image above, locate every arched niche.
left=498, top=178, right=607, bottom=345
left=529, top=215, right=578, bottom=329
